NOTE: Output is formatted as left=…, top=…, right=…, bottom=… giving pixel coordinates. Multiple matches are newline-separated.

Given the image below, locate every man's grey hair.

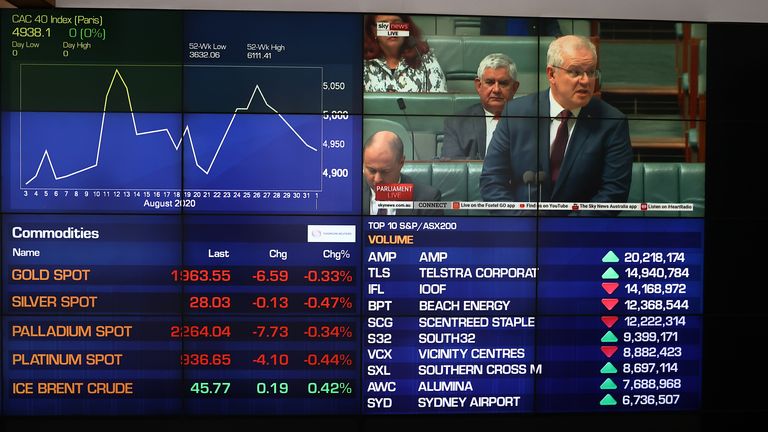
left=476, top=53, right=518, bottom=81
left=547, top=35, right=597, bottom=67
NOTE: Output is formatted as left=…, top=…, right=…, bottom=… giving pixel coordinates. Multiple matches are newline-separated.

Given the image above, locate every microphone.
left=410, top=39, right=429, bottom=92
left=523, top=171, right=536, bottom=202
left=396, top=97, right=416, bottom=159
left=537, top=171, right=547, bottom=204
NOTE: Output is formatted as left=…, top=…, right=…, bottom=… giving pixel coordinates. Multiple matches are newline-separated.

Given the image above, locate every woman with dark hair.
left=363, top=14, right=447, bottom=92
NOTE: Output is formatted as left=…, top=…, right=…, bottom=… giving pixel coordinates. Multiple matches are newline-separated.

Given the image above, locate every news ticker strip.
left=377, top=201, right=695, bottom=212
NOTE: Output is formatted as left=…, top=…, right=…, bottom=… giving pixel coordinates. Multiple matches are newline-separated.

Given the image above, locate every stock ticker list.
left=3, top=215, right=361, bottom=415
left=1, top=8, right=703, bottom=417
left=363, top=217, right=702, bottom=414
left=3, top=215, right=702, bottom=415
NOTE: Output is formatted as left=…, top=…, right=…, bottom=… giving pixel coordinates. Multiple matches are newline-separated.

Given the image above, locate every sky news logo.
left=376, top=21, right=410, bottom=37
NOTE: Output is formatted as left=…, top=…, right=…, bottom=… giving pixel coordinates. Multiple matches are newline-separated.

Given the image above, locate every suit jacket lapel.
left=475, top=104, right=487, bottom=159
left=537, top=92, right=552, bottom=198
left=478, top=121, right=487, bottom=159
left=552, top=103, right=593, bottom=197
left=362, top=184, right=371, bottom=215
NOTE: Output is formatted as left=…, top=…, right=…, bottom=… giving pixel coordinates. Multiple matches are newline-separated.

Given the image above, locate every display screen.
left=1, top=10, right=361, bottom=214
left=1, top=8, right=709, bottom=418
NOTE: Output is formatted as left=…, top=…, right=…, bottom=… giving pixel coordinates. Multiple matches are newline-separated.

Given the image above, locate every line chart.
left=24, top=69, right=318, bottom=186
left=1, top=11, right=362, bottom=215
left=3, top=64, right=359, bottom=213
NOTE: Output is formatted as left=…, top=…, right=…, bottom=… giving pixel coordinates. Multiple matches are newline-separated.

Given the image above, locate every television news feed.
left=1, top=8, right=705, bottom=420
left=363, top=16, right=705, bottom=217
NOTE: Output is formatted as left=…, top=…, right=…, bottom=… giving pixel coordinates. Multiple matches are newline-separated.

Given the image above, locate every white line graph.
left=24, top=68, right=317, bottom=185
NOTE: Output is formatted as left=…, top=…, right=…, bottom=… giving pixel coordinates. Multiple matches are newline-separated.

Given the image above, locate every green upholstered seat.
left=432, top=162, right=469, bottom=215
left=425, top=35, right=552, bottom=95
left=679, top=163, right=705, bottom=217
left=363, top=118, right=413, bottom=160
left=401, top=162, right=432, bottom=187
left=600, top=41, right=678, bottom=89
left=401, top=161, right=705, bottom=217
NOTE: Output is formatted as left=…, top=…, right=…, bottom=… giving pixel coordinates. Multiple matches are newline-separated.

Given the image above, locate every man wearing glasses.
left=440, top=53, right=520, bottom=160
left=480, top=35, right=633, bottom=215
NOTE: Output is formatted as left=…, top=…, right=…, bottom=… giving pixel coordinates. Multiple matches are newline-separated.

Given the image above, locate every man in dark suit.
left=440, top=53, right=520, bottom=160
left=363, top=131, right=443, bottom=215
left=480, top=35, right=633, bottom=216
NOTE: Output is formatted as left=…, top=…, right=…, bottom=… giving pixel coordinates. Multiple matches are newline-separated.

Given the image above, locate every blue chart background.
left=3, top=108, right=359, bottom=213
left=1, top=11, right=362, bottom=214
left=3, top=111, right=183, bottom=211
left=181, top=112, right=322, bottom=191
left=182, top=11, right=361, bottom=214
left=181, top=65, right=323, bottom=190
left=17, top=112, right=182, bottom=189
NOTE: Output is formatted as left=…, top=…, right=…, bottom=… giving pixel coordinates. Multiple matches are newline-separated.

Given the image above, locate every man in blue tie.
left=480, top=35, right=633, bottom=216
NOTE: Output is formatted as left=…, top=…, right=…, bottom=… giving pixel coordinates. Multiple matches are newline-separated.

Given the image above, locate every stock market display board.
left=1, top=8, right=704, bottom=416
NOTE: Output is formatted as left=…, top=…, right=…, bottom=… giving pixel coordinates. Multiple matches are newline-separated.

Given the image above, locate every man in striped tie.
left=480, top=35, right=633, bottom=216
